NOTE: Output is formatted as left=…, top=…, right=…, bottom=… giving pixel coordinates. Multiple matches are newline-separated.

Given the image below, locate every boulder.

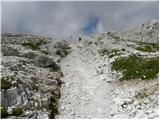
left=6, top=87, right=22, bottom=107
left=34, top=55, right=55, bottom=68
left=23, top=51, right=39, bottom=59
left=10, top=63, right=25, bottom=71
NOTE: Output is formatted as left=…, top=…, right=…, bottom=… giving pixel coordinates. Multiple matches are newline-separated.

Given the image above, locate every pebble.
left=61, top=106, right=65, bottom=110
left=136, top=105, right=141, bottom=109
left=143, top=98, right=150, bottom=104
left=113, top=113, right=128, bottom=118
left=148, top=113, right=154, bottom=119
left=127, top=105, right=132, bottom=110
left=133, top=100, right=139, bottom=106
left=135, top=110, right=147, bottom=118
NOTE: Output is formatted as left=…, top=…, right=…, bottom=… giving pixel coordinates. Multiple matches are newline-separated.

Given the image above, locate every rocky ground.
left=56, top=20, right=159, bottom=119
left=0, top=33, right=71, bottom=118
left=1, top=20, right=159, bottom=119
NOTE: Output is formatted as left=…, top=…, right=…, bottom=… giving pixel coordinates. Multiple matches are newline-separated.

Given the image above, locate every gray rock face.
left=10, top=63, right=25, bottom=71
left=1, top=33, right=66, bottom=119
left=6, top=87, right=22, bottom=107
left=1, top=86, right=29, bottom=108
left=114, top=20, right=159, bottom=43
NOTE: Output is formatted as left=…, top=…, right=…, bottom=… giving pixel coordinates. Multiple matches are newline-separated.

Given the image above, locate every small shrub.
left=17, top=79, right=24, bottom=84
left=111, top=55, right=159, bottom=80
left=0, top=108, right=9, bottom=118
left=49, top=96, right=59, bottom=119
left=40, top=50, right=49, bottom=55
left=1, top=77, right=12, bottom=90
left=12, top=107, right=23, bottom=116
left=21, top=43, right=40, bottom=50
left=32, top=84, right=39, bottom=91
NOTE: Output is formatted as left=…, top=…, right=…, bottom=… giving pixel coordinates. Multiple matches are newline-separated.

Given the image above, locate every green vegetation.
left=136, top=42, right=159, bottom=52
left=21, top=43, right=40, bottom=50
left=111, top=55, right=159, bottom=80
left=16, top=79, right=24, bottom=84
left=32, top=84, right=39, bottom=91
left=55, top=41, right=71, bottom=57
left=99, top=49, right=121, bottom=58
left=49, top=96, right=59, bottom=119
left=21, top=40, right=48, bottom=50
left=0, top=108, right=9, bottom=118
left=88, top=41, right=93, bottom=45
left=40, top=50, right=49, bottom=55
left=1, top=77, right=12, bottom=90
left=12, top=107, right=23, bottom=116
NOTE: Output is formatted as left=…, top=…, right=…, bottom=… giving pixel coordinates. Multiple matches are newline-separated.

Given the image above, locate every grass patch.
left=111, top=55, right=159, bottom=80
left=0, top=108, right=9, bottom=118
left=21, top=40, right=48, bottom=50
left=1, top=77, right=12, bottom=90
left=12, top=107, right=23, bottom=116
left=136, top=43, right=159, bottom=52
left=55, top=42, right=71, bottom=57
left=49, top=96, right=59, bottom=119
left=21, top=43, right=40, bottom=50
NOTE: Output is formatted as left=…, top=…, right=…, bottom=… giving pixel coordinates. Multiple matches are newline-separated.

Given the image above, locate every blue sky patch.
left=82, top=17, right=99, bottom=35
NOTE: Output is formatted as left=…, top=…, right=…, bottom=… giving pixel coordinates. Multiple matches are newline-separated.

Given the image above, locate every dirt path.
left=56, top=44, right=115, bottom=118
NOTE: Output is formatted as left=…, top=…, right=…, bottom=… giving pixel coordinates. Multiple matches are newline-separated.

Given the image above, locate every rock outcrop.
left=1, top=33, right=71, bottom=118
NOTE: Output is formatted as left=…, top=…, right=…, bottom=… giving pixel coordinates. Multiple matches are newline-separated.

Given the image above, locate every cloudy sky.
left=1, top=1, right=159, bottom=39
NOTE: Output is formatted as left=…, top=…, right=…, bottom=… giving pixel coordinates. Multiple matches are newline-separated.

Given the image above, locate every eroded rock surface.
left=1, top=33, right=71, bottom=118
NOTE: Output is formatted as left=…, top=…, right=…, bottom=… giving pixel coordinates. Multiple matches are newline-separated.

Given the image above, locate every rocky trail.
left=56, top=40, right=159, bottom=119
left=57, top=43, right=119, bottom=118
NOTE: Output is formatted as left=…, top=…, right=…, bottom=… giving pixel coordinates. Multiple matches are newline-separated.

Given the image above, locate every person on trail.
left=78, top=37, right=81, bottom=42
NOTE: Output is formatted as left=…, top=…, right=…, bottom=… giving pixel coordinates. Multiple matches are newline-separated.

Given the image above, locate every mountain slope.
left=56, top=20, right=159, bottom=119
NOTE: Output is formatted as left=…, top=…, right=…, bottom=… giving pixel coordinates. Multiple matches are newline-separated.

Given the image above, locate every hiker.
left=78, top=37, right=81, bottom=42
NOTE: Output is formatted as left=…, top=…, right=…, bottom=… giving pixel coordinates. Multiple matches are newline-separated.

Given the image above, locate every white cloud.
left=1, top=1, right=158, bottom=39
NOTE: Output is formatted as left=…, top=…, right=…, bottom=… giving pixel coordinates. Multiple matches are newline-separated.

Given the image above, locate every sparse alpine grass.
left=12, top=107, right=23, bottom=116
left=21, top=40, right=48, bottom=50
left=136, top=42, right=159, bottom=52
left=99, top=49, right=122, bottom=58
left=111, top=55, right=159, bottom=80
left=1, top=77, right=12, bottom=90
left=0, top=107, right=9, bottom=118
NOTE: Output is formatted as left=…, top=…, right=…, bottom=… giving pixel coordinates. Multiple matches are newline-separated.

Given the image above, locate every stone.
left=6, top=87, right=22, bottom=107
left=36, top=112, right=49, bottom=119
left=113, top=98, right=124, bottom=105
left=135, top=110, right=147, bottom=118
left=148, top=113, right=154, bottom=119
left=24, top=51, right=38, bottom=59
left=143, top=98, right=150, bottom=104
left=133, top=100, right=139, bottom=106
left=34, top=55, right=59, bottom=70
left=7, top=107, right=13, bottom=114
left=113, top=113, right=128, bottom=118
left=10, top=63, right=25, bottom=71
left=123, top=98, right=133, bottom=104
left=61, top=106, right=65, bottom=110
